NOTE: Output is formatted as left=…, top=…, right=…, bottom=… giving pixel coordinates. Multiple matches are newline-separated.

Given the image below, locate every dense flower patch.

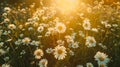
left=0, top=0, right=120, bottom=67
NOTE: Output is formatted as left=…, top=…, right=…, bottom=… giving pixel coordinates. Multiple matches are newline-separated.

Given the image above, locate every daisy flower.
left=94, top=51, right=110, bottom=64
left=0, top=42, right=4, bottom=48
left=8, top=24, right=16, bottom=30
left=37, top=26, right=44, bottom=33
left=18, top=25, right=23, bottom=30
left=85, top=36, right=96, bottom=47
left=45, top=32, right=50, bottom=37
left=0, top=49, right=6, bottom=56
left=2, top=64, right=10, bottom=67
left=38, top=59, right=48, bottom=67
left=71, top=42, right=79, bottom=48
left=46, top=48, right=53, bottom=54
left=57, top=40, right=64, bottom=45
left=48, top=27, right=56, bottom=35
left=65, top=35, right=74, bottom=44
left=33, top=22, right=39, bottom=27
left=30, top=40, right=40, bottom=46
left=4, top=7, right=11, bottom=13
left=82, top=18, right=91, bottom=30
left=53, top=45, right=67, bottom=60
left=76, top=65, right=83, bottom=67
left=2, top=13, right=7, bottom=17
left=86, top=62, right=94, bottom=67
left=91, top=28, right=98, bottom=33
left=22, top=37, right=31, bottom=45
left=34, top=49, right=44, bottom=59
left=4, top=18, right=10, bottom=23
left=79, top=31, right=85, bottom=37
left=69, top=50, right=75, bottom=56
left=15, top=39, right=22, bottom=45
left=28, top=27, right=33, bottom=31
left=55, top=22, right=66, bottom=33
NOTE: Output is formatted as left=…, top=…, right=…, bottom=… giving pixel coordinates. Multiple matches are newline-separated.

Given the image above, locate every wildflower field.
left=0, top=0, right=120, bottom=67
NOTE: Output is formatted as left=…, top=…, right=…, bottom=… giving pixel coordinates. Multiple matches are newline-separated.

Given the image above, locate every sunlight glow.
left=53, top=0, right=79, bottom=14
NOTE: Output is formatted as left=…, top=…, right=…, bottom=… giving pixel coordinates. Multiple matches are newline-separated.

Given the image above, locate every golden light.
left=52, top=0, right=80, bottom=14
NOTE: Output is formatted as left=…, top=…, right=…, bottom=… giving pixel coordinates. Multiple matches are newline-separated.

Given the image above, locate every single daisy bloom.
left=86, top=62, right=94, bottom=67
left=45, top=32, right=50, bottom=37
left=79, top=31, right=85, bottom=37
left=0, top=49, right=6, bottom=56
left=8, top=24, right=16, bottom=30
left=38, top=59, right=48, bottom=67
left=53, top=45, right=67, bottom=60
left=69, top=50, right=75, bottom=56
left=76, top=65, right=83, bottom=67
left=94, top=51, right=110, bottom=64
left=65, top=35, right=72, bottom=40
left=15, top=39, right=22, bottom=45
left=86, top=36, right=96, bottom=47
left=2, top=64, right=11, bottom=67
left=48, top=27, right=56, bottom=35
left=0, top=42, right=4, bottom=48
left=18, top=25, right=23, bottom=30
left=82, top=18, right=91, bottom=30
left=46, top=48, right=53, bottom=54
left=33, top=22, right=39, bottom=27
left=34, top=49, right=44, bottom=59
left=91, top=28, right=98, bottom=33
left=30, top=40, right=40, bottom=46
left=71, top=42, right=79, bottom=48
left=55, top=22, right=66, bottom=33
left=4, top=7, right=11, bottom=13
left=22, top=37, right=31, bottom=45
left=4, top=18, right=10, bottom=23
left=57, top=40, right=64, bottom=45
left=37, top=26, right=44, bottom=33
left=65, top=35, right=74, bottom=44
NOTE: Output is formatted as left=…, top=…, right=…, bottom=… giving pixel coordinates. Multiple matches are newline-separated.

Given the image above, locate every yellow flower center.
left=88, top=64, right=92, bottom=67
left=41, top=61, right=45, bottom=65
left=89, top=39, right=94, bottom=43
left=57, top=49, right=63, bottom=54
left=99, top=57, right=105, bottom=61
left=36, top=51, right=41, bottom=56
left=24, top=40, right=29, bottom=44
left=85, top=24, right=88, bottom=27
left=33, top=22, right=39, bottom=27
left=58, top=26, right=63, bottom=31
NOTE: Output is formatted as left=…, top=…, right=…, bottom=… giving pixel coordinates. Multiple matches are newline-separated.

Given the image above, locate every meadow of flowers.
left=0, top=0, right=120, bottom=67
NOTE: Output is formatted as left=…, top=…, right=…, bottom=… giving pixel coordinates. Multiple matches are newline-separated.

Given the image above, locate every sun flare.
left=53, top=0, right=79, bottom=14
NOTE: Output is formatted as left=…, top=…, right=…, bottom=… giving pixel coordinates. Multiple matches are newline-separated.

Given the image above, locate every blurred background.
left=0, top=0, right=119, bottom=6
left=0, top=0, right=119, bottom=19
